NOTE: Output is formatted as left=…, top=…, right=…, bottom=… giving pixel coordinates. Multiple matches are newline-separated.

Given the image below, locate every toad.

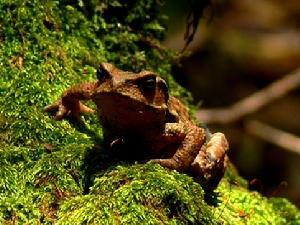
left=44, top=63, right=229, bottom=188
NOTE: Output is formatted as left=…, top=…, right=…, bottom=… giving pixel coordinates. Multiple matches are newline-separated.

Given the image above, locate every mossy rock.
left=57, top=164, right=214, bottom=224
left=0, top=0, right=299, bottom=224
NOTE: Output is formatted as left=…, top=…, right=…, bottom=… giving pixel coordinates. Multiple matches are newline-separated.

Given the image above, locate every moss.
left=213, top=181, right=300, bottom=224
left=0, top=0, right=299, bottom=224
left=57, top=164, right=215, bottom=224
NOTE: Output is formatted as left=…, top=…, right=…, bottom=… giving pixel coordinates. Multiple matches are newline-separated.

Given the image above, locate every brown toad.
left=44, top=62, right=229, bottom=187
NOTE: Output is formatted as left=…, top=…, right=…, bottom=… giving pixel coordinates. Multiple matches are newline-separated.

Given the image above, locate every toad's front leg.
left=44, top=81, right=99, bottom=120
left=149, top=122, right=206, bottom=172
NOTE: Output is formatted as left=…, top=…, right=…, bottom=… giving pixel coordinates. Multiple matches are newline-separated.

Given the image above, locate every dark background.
left=161, top=0, right=300, bottom=205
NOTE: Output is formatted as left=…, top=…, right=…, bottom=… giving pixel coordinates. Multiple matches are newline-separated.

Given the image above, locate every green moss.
left=268, top=198, right=300, bottom=224
left=213, top=181, right=300, bottom=224
left=57, top=164, right=215, bottom=224
left=0, top=0, right=299, bottom=224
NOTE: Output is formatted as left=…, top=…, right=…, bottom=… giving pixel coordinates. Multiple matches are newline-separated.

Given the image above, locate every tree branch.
left=196, top=67, right=300, bottom=124
left=245, top=120, right=300, bottom=155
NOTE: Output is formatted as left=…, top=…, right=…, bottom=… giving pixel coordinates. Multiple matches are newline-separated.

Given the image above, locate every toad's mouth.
left=94, top=92, right=168, bottom=112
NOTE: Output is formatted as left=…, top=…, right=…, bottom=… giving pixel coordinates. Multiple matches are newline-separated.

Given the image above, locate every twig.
left=196, top=67, right=300, bottom=124
left=181, top=0, right=211, bottom=53
left=245, top=120, right=300, bottom=155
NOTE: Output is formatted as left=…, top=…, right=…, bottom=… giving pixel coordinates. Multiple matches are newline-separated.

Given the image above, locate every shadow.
left=67, top=117, right=149, bottom=194
left=67, top=116, right=103, bottom=144
left=81, top=143, right=116, bottom=194
left=66, top=117, right=120, bottom=194
left=203, top=189, right=222, bottom=207
left=81, top=141, right=148, bottom=194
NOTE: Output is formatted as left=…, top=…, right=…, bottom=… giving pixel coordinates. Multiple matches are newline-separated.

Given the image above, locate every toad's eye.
left=138, top=75, right=157, bottom=92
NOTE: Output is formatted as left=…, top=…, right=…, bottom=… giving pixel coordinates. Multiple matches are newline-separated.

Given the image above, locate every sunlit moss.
left=57, top=164, right=215, bottom=224
left=214, top=180, right=300, bottom=224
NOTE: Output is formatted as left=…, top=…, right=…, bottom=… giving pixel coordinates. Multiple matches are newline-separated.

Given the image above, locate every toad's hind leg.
left=190, top=132, right=229, bottom=188
left=149, top=124, right=206, bottom=173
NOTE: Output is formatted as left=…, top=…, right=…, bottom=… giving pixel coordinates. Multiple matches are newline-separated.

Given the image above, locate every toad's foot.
left=44, top=81, right=98, bottom=120
left=190, top=132, right=229, bottom=188
left=44, top=98, right=94, bottom=120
